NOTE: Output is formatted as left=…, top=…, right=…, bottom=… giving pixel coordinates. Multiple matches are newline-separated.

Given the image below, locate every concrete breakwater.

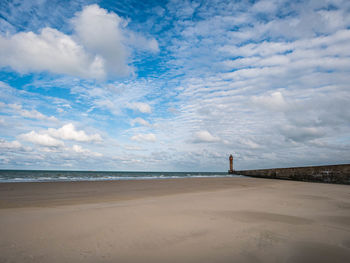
left=232, top=164, right=350, bottom=184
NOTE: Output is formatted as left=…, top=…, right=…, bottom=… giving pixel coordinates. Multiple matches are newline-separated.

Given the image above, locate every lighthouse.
left=228, top=154, right=234, bottom=174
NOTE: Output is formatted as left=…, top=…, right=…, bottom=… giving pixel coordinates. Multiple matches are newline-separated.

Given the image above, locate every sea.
left=0, top=170, right=242, bottom=183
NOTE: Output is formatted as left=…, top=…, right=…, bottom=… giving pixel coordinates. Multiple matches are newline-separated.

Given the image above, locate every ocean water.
left=0, top=170, right=242, bottom=183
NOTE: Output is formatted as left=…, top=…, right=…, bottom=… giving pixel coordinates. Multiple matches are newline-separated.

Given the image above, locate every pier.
left=228, top=156, right=350, bottom=184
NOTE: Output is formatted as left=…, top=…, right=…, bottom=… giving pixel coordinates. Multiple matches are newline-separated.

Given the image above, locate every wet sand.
left=0, top=177, right=349, bottom=262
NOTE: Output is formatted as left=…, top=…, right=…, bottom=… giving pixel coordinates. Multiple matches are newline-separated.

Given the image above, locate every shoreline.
left=0, top=171, right=238, bottom=183
left=0, top=175, right=242, bottom=184
left=0, top=177, right=252, bottom=209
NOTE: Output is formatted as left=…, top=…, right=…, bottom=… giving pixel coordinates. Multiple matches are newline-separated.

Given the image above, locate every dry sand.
left=0, top=177, right=349, bottom=263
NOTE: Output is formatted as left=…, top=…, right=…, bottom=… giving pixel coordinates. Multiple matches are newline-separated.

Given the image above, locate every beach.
left=0, top=177, right=349, bottom=263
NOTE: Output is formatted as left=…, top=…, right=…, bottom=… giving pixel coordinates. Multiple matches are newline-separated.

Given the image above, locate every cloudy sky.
left=0, top=0, right=349, bottom=171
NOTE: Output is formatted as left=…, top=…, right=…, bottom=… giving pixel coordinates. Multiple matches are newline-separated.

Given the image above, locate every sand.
left=0, top=177, right=349, bottom=263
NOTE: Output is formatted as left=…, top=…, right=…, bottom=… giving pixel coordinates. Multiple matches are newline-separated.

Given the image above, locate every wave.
left=0, top=171, right=244, bottom=183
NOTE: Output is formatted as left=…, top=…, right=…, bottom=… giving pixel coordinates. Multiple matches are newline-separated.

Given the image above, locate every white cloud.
left=127, top=102, right=152, bottom=114
left=0, top=139, right=22, bottom=149
left=0, top=4, right=158, bottom=79
left=19, top=131, right=64, bottom=147
left=8, top=104, right=57, bottom=121
left=131, top=117, right=150, bottom=126
left=280, top=126, right=325, bottom=143
left=239, top=138, right=260, bottom=149
left=71, top=4, right=131, bottom=78
left=126, top=32, right=159, bottom=53
left=0, top=27, right=105, bottom=79
left=48, top=123, right=102, bottom=142
left=252, top=92, right=288, bottom=111
left=251, top=0, right=278, bottom=14
left=131, top=133, right=156, bottom=142
left=123, top=145, right=143, bottom=151
left=72, top=144, right=102, bottom=157
left=193, top=130, right=220, bottom=143
left=8, top=104, right=21, bottom=110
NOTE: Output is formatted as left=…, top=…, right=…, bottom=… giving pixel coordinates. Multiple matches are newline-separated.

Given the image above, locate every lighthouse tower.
left=228, top=154, right=234, bottom=174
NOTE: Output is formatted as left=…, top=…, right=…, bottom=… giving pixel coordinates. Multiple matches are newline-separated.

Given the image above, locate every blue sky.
left=0, top=0, right=349, bottom=171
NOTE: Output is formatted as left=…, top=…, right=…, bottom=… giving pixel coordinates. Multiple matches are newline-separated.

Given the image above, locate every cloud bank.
left=0, top=4, right=158, bottom=79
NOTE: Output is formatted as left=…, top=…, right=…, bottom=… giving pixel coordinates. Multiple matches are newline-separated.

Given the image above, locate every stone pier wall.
left=233, top=164, right=350, bottom=184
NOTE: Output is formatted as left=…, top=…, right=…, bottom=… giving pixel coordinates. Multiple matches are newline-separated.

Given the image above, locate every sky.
left=0, top=0, right=349, bottom=172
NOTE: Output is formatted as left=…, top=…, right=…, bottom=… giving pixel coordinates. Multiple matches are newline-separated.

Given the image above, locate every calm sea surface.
left=0, top=170, right=242, bottom=183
